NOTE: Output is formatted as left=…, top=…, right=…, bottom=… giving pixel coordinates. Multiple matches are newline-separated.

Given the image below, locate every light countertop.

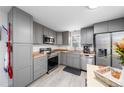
left=32, top=51, right=47, bottom=59
left=87, top=64, right=109, bottom=87
left=32, top=49, right=95, bottom=59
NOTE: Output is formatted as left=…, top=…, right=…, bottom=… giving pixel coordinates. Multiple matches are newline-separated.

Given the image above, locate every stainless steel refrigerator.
left=95, top=33, right=111, bottom=66
left=95, top=32, right=124, bottom=69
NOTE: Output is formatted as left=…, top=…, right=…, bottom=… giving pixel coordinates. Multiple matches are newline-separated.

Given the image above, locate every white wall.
left=0, top=8, right=8, bottom=87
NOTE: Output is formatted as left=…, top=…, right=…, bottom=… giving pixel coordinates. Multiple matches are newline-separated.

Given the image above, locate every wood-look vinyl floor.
left=28, top=65, right=87, bottom=87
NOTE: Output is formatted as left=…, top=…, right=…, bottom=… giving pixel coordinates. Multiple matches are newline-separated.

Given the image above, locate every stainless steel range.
left=47, top=52, right=58, bottom=73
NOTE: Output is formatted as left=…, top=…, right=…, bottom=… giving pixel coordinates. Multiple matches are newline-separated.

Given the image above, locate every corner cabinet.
left=81, top=27, right=94, bottom=44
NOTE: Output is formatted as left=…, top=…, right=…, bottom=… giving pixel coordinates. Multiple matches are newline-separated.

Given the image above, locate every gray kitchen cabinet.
left=56, top=32, right=63, bottom=45
left=33, top=22, right=43, bottom=44
left=13, top=44, right=33, bottom=87
left=12, top=7, right=33, bottom=43
left=37, top=23, right=43, bottom=44
left=66, top=53, right=73, bottom=67
left=72, top=54, right=81, bottom=69
left=8, top=7, right=33, bottom=87
left=81, top=56, right=94, bottom=71
left=33, top=55, right=47, bottom=80
left=48, top=29, right=54, bottom=37
left=33, top=22, right=36, bottom=43
left=43, top=27, right=49, bottom=36
left=13, top=66, right=32, bottom=87
left=94, top=21, right=108, bottom=34
left=66, top=53, right=81, bottom=69
left=62, top=31, right=70, bottom=45
left=52, top=30, right=57, bottom=44
left=109, top=18, right=124, bottom=32
left=81, top=28, right=87, bottom=44
left=81, top=27, right=94, bottom=44
left=60, top=52, right=67, bottom=65
left=86, top=27, right=94, bottom=44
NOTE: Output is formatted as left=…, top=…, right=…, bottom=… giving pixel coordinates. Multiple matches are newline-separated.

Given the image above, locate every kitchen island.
left=87, top=64, right=109, bottom=87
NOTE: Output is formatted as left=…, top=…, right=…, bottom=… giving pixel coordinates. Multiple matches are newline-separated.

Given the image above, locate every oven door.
left=48, top=56, right=58, bottom=71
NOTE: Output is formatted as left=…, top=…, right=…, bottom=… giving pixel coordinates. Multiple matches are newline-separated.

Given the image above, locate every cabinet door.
left=81, top=28, right=87, bottom=44
left=109, top=18, right=124, bottom=32
left=57, top=32, right=63, bottom=45
left=33, top=22, right=36, bottom=43
left=86, top=27, right=94, bottom=44
left=53, top=31, right=57, bottom=44
left=66, top=53, right=71, bottom=67
left=13, top=44, right=32, bottom=87
left=41, top=56, right=47, bottom=75
left=60, top=52, right=67, bottom=65
left=81, top=56, right=87, bottom=70
left=72, top=54, right=81, bottom=69
left=37, top=24, right=43, bottom=44
left=13, top=7, right=33, bottom=43
left=13, top=67, right=31, bottom=87
left=63, top=31, right=70, bottom=45
left=94, top=21, right=108, bottom=34
left=34, top=22, right=43, bottom=44
left=43, top=27, right=49, bottom=36
left=33, top=55, right=47, bottom=80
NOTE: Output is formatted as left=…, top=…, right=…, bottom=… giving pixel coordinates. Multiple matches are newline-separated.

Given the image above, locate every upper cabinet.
left=94, top=18, right=124, bottom=33
left=56, top=31, right=70, bottom=45
left=87, top=27, right=94, bottom=44
left=81, top=27, right=94, bottom=44
left=33, top=22, right=43, bottom=44
left=9, top=7, right=33, bottom=43
left=62, top=31, right=70, bottom=45
left=52, top=31, right=57, bottom=44
left=56, top=32, right=63, bottom=45
left=94, top=21, right=108, bottom=34
left=108, top=18, right=124, bottom=32
left=43, top=27, right=49, bottom=36
left=81, top=28, right=87, bottom=44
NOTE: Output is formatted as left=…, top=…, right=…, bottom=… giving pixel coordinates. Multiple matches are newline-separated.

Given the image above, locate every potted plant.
left=113, top=38, right=124, bottom=85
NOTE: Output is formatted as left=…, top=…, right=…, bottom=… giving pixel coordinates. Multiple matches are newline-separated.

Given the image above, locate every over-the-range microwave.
left=43, top=35, right=55, bottom=44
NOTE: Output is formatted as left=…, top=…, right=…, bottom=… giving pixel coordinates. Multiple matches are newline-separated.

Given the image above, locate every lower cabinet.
left=81, top=56, right=94, bottom=71
left=33, top=55, right=47, bottom=80
left=66, top=53, right=81, bottom=69
left=60, top=52, right=67, bottom=65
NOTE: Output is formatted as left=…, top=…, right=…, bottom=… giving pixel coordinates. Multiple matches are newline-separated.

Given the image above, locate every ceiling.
left=1, top=6, right=124, bottom=31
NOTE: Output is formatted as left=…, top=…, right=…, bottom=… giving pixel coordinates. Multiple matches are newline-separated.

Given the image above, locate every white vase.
left=120, top=66, right=124, bottom=86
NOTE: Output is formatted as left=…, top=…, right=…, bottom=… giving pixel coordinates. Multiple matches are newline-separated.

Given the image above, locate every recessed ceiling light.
left=87, top=6, right=98, bottom=9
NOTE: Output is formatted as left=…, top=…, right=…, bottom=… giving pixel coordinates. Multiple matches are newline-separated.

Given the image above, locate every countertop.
left=32, top=49, right=95, bottom=59
left=32, top=51, right=47, bottom=59
left=87, top=64, right=109, bottom=87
